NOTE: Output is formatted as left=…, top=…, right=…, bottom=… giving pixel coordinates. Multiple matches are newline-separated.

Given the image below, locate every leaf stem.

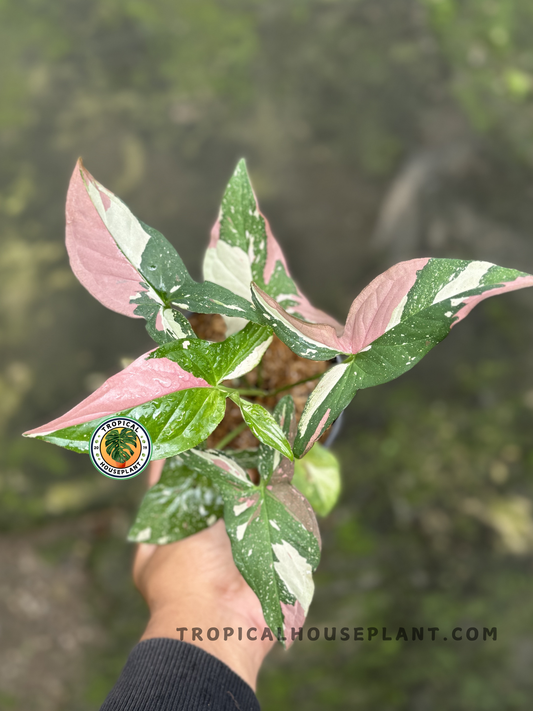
left=217, top=422, right=248, bottom=450
left=235, top=371, right=324, bottom=398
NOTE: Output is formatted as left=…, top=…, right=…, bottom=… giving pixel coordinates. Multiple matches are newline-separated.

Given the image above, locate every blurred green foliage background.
left=2, top=0, right=533, bottom=708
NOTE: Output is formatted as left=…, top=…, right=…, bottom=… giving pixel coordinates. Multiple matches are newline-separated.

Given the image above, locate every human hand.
left=133, top=460, right=275, bottom=691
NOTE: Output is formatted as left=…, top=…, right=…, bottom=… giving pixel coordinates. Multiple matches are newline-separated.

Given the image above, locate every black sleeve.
left=99, top=638, right=261, bottom=711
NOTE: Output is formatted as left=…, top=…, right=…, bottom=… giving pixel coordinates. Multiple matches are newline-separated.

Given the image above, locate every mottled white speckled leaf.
left=258, top=395, right=295, bottom=482
left=177, top=448, right=321, bottom=645
left=292, top=443, right=341, bottom=517
left=169, top=280, right=259, bottom=325
left=23, top=352, right=226, bottom=458
left=224, top=448, right=259, bottom=469
left=203, top=159, right=342, bottom=335
left=128, top=458, right=223, bottom=544
left=229, top=393, right=293, bottom=461
left=150, top=322, right=273, bottom=385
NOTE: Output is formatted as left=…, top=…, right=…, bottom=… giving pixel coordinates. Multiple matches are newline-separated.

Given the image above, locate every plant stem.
left=268, top=371, right=324, bottom=396
left=217, top=422, right=248, bottom=450
left=235, top=371, right=324, bottom=398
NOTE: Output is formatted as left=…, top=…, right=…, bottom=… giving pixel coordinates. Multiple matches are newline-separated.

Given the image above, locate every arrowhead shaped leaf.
left=229, top=393, right=293, bottom=461
left=252, top=259, right=533, bottom=360
left=67, top=160, right=262, bottom=343
left=292, top=443, right=341, bottom=517
left=204, top=159, right=342, bottom=335
left=258, top=395, right=295, bottom=481
left=258, top=259, right=533, bottom=454
left=23, top=352, right=226, bottom=458
left=223, top=448, right=259, bottom=469
left=294, top=360, right=358, bottom=458
left=128, top=457, right=223, bottom=544
left=177, top=448, right=320, bottom=645
left=151, top=322, right=273, bottom=385
left=67, top=160, right=197, bottom=341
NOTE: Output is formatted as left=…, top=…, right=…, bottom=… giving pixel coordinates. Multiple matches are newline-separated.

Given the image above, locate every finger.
left=133, top=542, right=158, bottom=590
left=147, top=458, right=165, bottom=487
left=133, top=459, right=166, bottom=584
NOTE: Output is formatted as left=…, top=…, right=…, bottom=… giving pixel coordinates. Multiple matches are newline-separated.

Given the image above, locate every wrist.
left=140, top=603, right=273, bottom=691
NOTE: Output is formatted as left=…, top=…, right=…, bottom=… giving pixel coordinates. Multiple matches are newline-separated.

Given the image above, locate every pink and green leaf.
left=254, top=259, right=533, bottom=358
left=67, top=160, right=196, bottom=344
left=289, top=259, right=533, bottom=454
left=66, top=160, right=259, bottom=344
left=23, top=352, right=226, bottom=458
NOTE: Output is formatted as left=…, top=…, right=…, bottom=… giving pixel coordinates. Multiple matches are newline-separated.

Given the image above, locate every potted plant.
left=24, top=159, right=533, bottom=643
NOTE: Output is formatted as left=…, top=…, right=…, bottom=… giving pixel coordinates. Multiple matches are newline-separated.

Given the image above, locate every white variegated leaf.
left=204, top=159, right=342, bottom=335
left=178, top=448, right=320, bottom=645
left=128, top=458, right=223, bottom=544
left=230, top=394, right=294, bottom=461
left=150, top=322, right=273, bottom=385
left=258, top=395, right=295, bottom=481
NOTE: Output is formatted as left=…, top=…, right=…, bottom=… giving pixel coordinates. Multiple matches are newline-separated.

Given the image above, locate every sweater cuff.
left=99, top=637, right=260, bottom=711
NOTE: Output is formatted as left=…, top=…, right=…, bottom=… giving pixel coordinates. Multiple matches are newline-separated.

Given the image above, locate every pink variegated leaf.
left=66, top=160, right=257, bottom=344
left=23, top=352, right=226, bottom=458
left=66, top=160, right=195, bottom=344
left=253, top=258, right=533, bottom=361
left=253, top=259, right=533, bottom=456
left=203, top=159, right=342, bottom=335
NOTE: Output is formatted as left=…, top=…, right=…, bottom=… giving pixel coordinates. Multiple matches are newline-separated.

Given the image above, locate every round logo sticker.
left=90, top=418, right=152, bottom=479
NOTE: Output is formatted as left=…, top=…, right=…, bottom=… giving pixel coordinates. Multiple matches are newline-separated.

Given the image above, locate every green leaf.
left=230, top=393, right=294, bottom=461
left=258, top=395, right=295, bottom=481
left=151, top=338, right=218, bottom=384
left=37, top=388, right=226, bottom=459
left=209, top=322, right=273, bottom=382
left=204, top=160, right=299, bottom=302
left=177, top=448, right=320, bottom=644
left=71, top=163, right=262, bottom=344
left=151, top=322, right=272, bottom=385
left=344, top=261, right=533, bottom=391
left=224, top=448, right=259, bottom=469
left=131, top=291, right=196, bottom=345
left=171, top=280, right=260, bottom=324
left=128, top=457, right=223, bottom=544
left=293, top=360, right=358, bottom=458
left=292, top=443, right=341, bottom=517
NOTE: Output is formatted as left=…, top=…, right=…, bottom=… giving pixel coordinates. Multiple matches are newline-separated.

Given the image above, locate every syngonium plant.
left=24, top=158, right=533, bottom=644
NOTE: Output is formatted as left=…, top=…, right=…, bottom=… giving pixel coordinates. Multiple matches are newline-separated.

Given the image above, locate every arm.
left=99, top=461, right=275, bottom=710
